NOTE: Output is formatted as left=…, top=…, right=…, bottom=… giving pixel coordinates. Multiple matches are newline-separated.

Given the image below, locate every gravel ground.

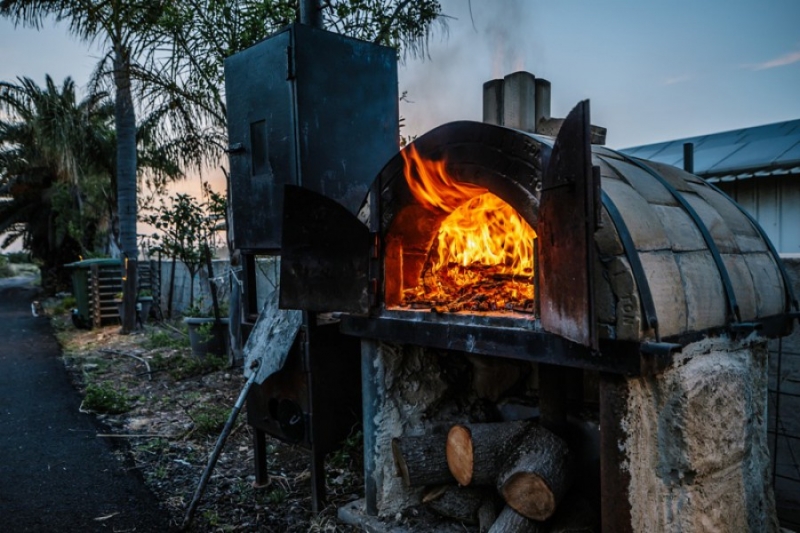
left=49, top=302, right=364, bottom=532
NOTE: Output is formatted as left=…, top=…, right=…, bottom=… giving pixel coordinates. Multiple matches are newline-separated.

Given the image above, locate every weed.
left=82, top=382, right=133, bottom=414
left=144, top=329, right=188, bottom=350
left=153, top=465, right=169, bottom=479
left=189, top=404, right=229, bottom=436
left=171, top=354, right=226, bottom=381
left=266, top=488, right=287, bottom=504
left=138, top=438, right=168, bottom=454
left=328, top=428, right=363, bottom=469
left=202, top=509, right=220, bottom=527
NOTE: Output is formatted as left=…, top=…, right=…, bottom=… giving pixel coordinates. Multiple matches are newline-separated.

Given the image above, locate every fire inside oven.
left=385, top=145, right=537, bottom=315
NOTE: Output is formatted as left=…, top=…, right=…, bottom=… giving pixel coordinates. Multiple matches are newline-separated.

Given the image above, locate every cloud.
left=747, top=50, right=800, bottom=71
left=663, top=74, right=692, bottom=86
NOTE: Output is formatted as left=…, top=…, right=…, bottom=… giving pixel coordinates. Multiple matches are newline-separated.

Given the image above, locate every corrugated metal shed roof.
left=620, top=119, right=800, bottom=182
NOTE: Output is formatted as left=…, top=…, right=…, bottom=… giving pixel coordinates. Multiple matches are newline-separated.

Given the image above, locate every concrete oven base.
left=621, top=336, right=780, bottom=532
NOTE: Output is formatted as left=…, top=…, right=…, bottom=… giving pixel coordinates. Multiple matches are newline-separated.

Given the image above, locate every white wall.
left=718, top=174, right=800, bottom=255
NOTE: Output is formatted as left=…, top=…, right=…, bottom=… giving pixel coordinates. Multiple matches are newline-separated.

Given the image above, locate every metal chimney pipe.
left=534, top=78, right=551, bottom=130
left=502, top=71, right=537, bottom=132
left=482, top=79, right=505, bottom=125
left=299, top=0, right=323, bottom=28
left=683, top=142, right=695, bottom=173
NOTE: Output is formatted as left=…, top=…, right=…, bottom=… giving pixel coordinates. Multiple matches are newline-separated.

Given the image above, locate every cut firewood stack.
left=392, top=420, right=587, bottom=532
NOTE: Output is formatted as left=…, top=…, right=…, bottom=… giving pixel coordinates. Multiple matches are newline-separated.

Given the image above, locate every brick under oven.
left=225, top=22, right=797, bottom=532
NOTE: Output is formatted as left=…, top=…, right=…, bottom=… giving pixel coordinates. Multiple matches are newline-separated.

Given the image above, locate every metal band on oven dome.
left=703, top=181, right=799, bottom=313
left=599, top=190, right=661, bottom=341
left=604, top=154, right=742, bottom=325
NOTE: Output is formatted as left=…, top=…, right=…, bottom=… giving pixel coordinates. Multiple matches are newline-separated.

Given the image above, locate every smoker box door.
left=292, top=23, right=399, bottom=216
left=225, top=28, right=296, bottom=251
left=279, top=185, right=371, bottom=314
left=224, top=24, right=398, bottom=252
left=538, top=100, right=599, bottom=350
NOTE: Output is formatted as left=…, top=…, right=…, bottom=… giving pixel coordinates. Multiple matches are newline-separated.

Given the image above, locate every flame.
left=400, top=145, right=535, bottom=313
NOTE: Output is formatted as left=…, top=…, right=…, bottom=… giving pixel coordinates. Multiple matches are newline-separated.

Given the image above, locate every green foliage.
left=150, top=351, right=226, bottom=381
left=189, top=403, right=229, bottom=436
left=83, top=382, right=133, bottom=414
left=51, top=295, right=78, bottom=315
left=0, top=75, right=115, bottom=289
left=266, top=488, right=288, bottom=505
left=143, top=329, right=188, bottom=350
left=141, top=183, right=226, bottom=307
left=328, top=428, right=364, bottom=470
left=0, top=255, right=13, bottom=278
left=5, top=251, right=31, bottom=263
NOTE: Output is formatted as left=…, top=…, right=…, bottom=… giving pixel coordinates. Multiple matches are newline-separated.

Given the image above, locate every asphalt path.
left=0, top=278, right=172, bottom=532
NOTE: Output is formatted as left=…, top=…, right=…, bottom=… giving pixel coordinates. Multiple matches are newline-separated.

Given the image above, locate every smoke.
left=399, top=0, right=540, bottom=138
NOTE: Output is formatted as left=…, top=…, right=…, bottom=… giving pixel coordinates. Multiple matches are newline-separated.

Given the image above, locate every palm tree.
left=0, top=0, right=169, bottom=332
left=0, top=75, right=115, bottom=290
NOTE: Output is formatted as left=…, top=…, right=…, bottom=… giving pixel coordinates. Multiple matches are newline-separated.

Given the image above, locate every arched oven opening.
left=383, top=142, right=539, bottom=315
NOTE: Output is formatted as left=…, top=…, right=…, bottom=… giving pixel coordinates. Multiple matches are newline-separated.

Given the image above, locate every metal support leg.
left=599, top=373, right=633, bottom=533
left=253, top=427, right=269, bottom=488
left=361, top=339, right=381, bottom=516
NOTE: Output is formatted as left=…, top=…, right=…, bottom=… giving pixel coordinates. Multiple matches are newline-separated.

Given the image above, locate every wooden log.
left=392, top=433, right=454, bottom=487
left=478, top=498, right=498, bottom=533
left=424, top=485, right=494, bottom=525
left=487, top=505, right=543, bottom=533
left=498, top=424, right=573, bottom=521
left=447, top=421, right=531, bottom=486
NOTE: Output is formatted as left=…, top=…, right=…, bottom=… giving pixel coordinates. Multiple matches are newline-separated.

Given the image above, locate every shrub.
left=6, top=251, right=31, bottom=264
left=0, top=255, right=13, bottom=278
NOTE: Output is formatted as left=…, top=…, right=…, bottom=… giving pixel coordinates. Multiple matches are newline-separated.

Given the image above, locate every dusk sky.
left=1, top=0, right=798, bottom=150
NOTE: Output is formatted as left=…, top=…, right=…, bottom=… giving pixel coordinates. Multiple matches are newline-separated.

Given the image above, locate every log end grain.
left=447, top=425, right=474, bottom=486
left=501, top=471, right=555, bottom=521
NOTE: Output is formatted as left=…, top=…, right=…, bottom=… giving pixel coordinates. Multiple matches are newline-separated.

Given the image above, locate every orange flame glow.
left=400, top=145, right=535, bottom=313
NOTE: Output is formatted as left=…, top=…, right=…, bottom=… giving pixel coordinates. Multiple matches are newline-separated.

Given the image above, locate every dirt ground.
left=46, top=300, right=364, bottom=532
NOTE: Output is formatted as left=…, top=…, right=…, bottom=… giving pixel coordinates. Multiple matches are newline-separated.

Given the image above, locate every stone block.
left=676, top=251, right=727, bottom=331
left=624, top=340, right=779, bottom=533
left=602, top=178, right=671, bottom=252
left=607, top=256, right=642, bottom=341
left=639, top=251, right=687, bottom=338
left=594, top=254, right=616, bottom=325
left=723, top=254, right=758, bottom=321
left=689, top=183, right=767, bottom=253
left=596, top=157, right=624, bottom=180
left=745, top=253, right=786, bottom=318
left=683, top=192, right=740, bottom=253
left=641, top=159, right=699, bottom=190
left=652, top=205, right=705, bottom=252
left=595, top=206, right=624, bottom=256
left=603, top=157, right=678, bottom=206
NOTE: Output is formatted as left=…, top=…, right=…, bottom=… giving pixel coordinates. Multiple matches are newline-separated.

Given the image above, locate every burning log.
left=391, top=433, right=454, bottom=487
left=423, top=485, right=496, bottom=526
left=497, top=424, right=573, bottom=521
left=446, top=421, right=531, bottom=486
left=487, top=505, right=544, bottom=533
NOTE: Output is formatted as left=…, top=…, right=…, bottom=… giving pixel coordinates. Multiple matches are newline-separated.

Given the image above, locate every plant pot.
left=184, top=317, right=229, bottom=358
left=137, top=296, right=153, bottom=324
